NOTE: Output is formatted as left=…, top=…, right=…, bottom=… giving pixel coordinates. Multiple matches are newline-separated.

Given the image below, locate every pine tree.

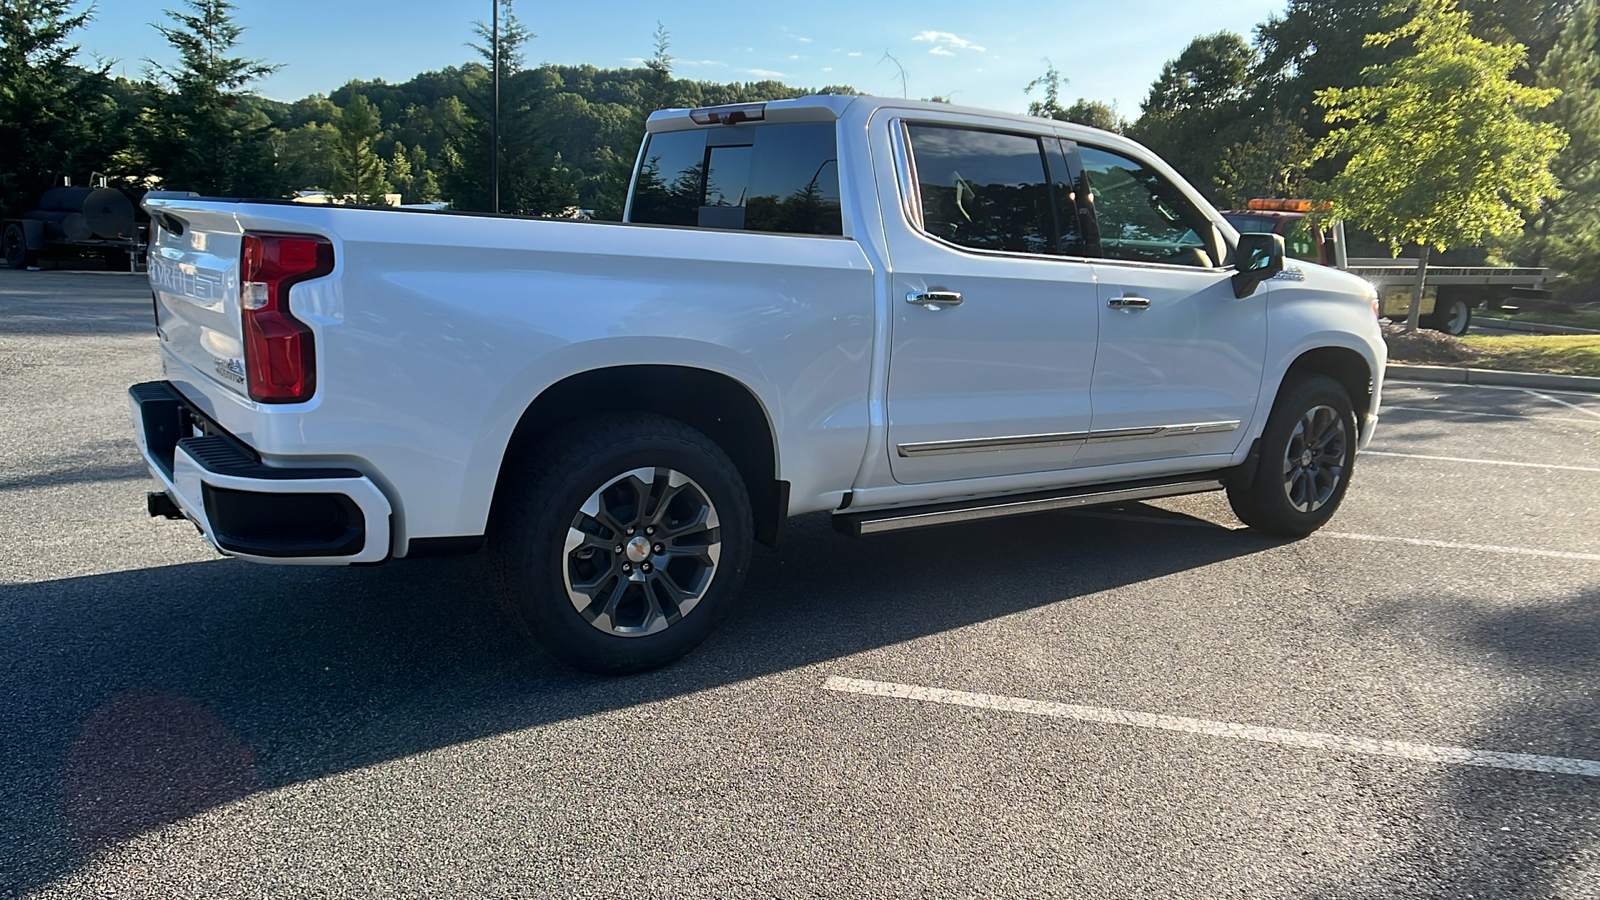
left=1503, top=0, right=1600, bottom=284
left=331, top=94, right=391, bottom=205
left=141, top=0, right=280, bottom=196
left=0, top=0, right=114, bottom=214
left=444, top=0, right=575, bottom=214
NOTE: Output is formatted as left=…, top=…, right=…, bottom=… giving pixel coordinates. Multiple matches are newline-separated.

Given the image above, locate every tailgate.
left=146, top=204, right=250, bottom=396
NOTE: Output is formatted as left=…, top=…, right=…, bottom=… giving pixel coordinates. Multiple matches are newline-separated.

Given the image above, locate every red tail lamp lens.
left=240, top=233, right=333, bottom=402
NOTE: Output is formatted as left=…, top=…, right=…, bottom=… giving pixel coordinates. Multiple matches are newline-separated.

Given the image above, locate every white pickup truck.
left=133, top=95, right=1386, bottom=673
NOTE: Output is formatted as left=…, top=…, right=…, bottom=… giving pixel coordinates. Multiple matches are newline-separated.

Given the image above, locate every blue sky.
left=81, top=1, right=1286, bottom=117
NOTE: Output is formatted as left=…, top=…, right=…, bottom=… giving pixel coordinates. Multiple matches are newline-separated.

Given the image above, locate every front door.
left=883, top=120, right=1101, bottom=485
left=1073, top=143, right=1267, bottom=468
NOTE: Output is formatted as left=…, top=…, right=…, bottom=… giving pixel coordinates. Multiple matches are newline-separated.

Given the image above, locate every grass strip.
left=1458, top=334, right=1600, bottom=377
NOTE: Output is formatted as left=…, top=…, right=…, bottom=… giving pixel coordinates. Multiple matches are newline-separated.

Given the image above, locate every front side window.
left=629, top=122, right=842, bottom=235
left=1079, top=145, right=1219, bottom=268
left=905, top=125, right=1058, bottom=255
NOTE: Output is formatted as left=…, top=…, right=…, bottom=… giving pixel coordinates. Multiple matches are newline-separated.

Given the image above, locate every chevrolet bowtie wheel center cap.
left=625, top=536, right=652, bottom=563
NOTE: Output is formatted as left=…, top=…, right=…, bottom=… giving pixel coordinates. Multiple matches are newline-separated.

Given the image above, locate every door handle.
left=1107, top=295, right=1151, bottom=309
left=906, top=290, right=964, bottom=310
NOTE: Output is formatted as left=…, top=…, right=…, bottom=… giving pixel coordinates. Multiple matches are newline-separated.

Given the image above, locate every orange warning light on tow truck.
left=1245, top=198, right=1332, bottom=213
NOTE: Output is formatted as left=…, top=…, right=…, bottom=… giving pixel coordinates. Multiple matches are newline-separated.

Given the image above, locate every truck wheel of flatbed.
left=3, top=223, right=34, bottom=269
left=490, top=412, right=753, bottom=675
left=1428, top=297, right=1473, bottom=336
left=1227, top=374, right=1357, bottom=537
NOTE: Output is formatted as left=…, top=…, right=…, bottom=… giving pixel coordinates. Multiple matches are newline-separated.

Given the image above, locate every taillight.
left=240, top=232, right=333, bottom=402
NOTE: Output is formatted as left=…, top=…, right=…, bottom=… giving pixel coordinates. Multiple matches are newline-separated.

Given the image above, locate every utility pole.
left=491, top=0, right=500, bottom=213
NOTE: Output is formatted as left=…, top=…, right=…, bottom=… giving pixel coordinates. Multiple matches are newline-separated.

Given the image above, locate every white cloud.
left=678, top=59, right=726, bottom=67
left=911, top=30, right=986, bottom=52
left=822, top=67, right=834, bottom=72
left=623, top=57, right=645, bottom=64
left=747, top=68, right=787, bottom=77
left=783, top=27, right=813, bottom=43
left=928, top=46, right=954, bottom=56
left=788, top=54, right=802, bottom=60
left=847, top=51, right=862, bottom=57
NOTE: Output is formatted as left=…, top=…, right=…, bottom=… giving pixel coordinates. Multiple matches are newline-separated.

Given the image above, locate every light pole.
left=491, top=0, right=500, bottom=214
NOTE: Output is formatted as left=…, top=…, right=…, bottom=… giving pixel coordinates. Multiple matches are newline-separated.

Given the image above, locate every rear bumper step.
left=832, top=475, right=1227, bottom=536
left=129, top=381, right=392, bottom=564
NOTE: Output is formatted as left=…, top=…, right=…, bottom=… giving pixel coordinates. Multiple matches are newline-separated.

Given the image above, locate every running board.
left=832, top=475, right=1227, bottom=537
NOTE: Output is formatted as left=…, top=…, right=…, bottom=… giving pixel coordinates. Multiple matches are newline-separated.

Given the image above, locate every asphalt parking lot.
left=2, top=268, right=1597, bottom=898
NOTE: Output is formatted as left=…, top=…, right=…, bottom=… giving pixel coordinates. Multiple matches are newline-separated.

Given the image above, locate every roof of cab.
left=644, top=94, right=1129, bottom=145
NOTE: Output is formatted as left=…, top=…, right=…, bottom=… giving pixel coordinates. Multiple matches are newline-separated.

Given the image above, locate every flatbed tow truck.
left=1223, top=199, right=1552, bottom=335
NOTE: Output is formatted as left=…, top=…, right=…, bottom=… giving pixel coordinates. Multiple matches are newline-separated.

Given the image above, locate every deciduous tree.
left=1313, top=0, right=1566, bottom=329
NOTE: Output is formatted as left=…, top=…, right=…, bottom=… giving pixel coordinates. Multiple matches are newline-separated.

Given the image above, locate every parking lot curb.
left=1386, top=363, right=1600, bottom=393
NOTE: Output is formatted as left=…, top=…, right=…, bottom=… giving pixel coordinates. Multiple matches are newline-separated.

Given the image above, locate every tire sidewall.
left=501, top=428, right=752, bottom=674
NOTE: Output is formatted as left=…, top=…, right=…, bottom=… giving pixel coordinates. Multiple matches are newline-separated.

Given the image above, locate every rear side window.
left=629, top=122, right=842, bottom=235
left=905, top=125, right=1058, bottom=255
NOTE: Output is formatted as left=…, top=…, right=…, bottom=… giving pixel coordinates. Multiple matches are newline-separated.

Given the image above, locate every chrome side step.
left=832, top=475, right=1227, bottom=537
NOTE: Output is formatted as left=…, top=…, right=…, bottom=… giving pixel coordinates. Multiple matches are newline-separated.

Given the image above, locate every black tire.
left=489, top=412, right=753, bottom=675
left=1426, top=296, right=1473, bottom=336
left=4, top=223, right=33, bottom=269
left=1227, top=374, right=1357, bottom=537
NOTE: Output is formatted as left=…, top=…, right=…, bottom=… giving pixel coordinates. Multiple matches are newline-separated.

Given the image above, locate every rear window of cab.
left=628, top=122, right=843, bottom=236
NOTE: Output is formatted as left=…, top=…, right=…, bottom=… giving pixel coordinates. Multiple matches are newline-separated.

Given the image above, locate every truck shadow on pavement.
left=1306, top=587, right=1600, bottom=899
left=1, top=506, right=1280, bottom=892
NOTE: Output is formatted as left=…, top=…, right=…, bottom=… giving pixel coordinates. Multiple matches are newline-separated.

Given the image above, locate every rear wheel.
left=1428, top=296, right=1473, bottom=336
left=1228, top=374, right=1357, bottom=536
left=3, top=223, right=34, bottom=269
left=490, top=413, right=753, bottom=674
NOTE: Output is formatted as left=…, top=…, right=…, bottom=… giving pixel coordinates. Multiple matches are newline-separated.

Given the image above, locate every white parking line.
left=1523, top=388, right=1600, bottom=421
left=1065, top=512, right=1600, bottom=561
left=823, top=676, right=1600, bottom=778
left=1381, top=405, right=1594, bottom=425
left=1363, top=450, right=1600, bottom=473
left=1320, top=532, right=1600, bottom=561
left=1387, top=379, right=1600, bottom=400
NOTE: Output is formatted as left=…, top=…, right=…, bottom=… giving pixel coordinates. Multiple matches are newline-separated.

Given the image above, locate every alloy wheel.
left=562, top=466, right=721, bottom=637
left=1281, top=405, right=1349, bottom=514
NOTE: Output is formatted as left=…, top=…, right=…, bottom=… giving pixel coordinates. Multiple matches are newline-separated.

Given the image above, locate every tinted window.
left=1079, top=145, right=1218, bottom=267
left=629, top=122, right=842, bottom=235
left=630, top=130, right=705, bottom=227
left=907, top=125, right=1055, bottom=255
left=1223, top=214, right=1277, bottom=234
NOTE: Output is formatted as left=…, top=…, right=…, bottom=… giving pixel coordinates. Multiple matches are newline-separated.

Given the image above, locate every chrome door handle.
left=1107, top=295, right=1151, bottom=309
left=906, top=290, right=964, bottom=310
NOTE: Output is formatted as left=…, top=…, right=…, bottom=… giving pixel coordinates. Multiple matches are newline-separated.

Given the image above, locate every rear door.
left=1074, top=143, right=1266, bottom=468
left=146, top=205, right=249, bottom=397
left=881, top=118, right=1101, bottom=484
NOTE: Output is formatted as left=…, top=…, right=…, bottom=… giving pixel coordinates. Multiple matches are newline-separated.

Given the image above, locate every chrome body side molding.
left=896, top=420, right=1241, bottom=457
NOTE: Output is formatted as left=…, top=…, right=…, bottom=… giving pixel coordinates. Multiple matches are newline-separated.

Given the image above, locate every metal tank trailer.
left=3, top=180, right=142, bottom=270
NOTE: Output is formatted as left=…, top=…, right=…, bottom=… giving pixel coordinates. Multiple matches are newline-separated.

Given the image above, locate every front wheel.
left=1227, top=374, right=1357, bottom=536
left=490, top=413, right=753, bottom=675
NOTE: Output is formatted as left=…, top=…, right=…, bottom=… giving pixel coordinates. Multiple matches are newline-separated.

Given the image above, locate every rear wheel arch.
left=493, top=365, right=787, bottom=547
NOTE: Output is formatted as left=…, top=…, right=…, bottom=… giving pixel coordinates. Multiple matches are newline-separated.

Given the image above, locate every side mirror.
left=1232, top=232, right=1285, bottom=298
